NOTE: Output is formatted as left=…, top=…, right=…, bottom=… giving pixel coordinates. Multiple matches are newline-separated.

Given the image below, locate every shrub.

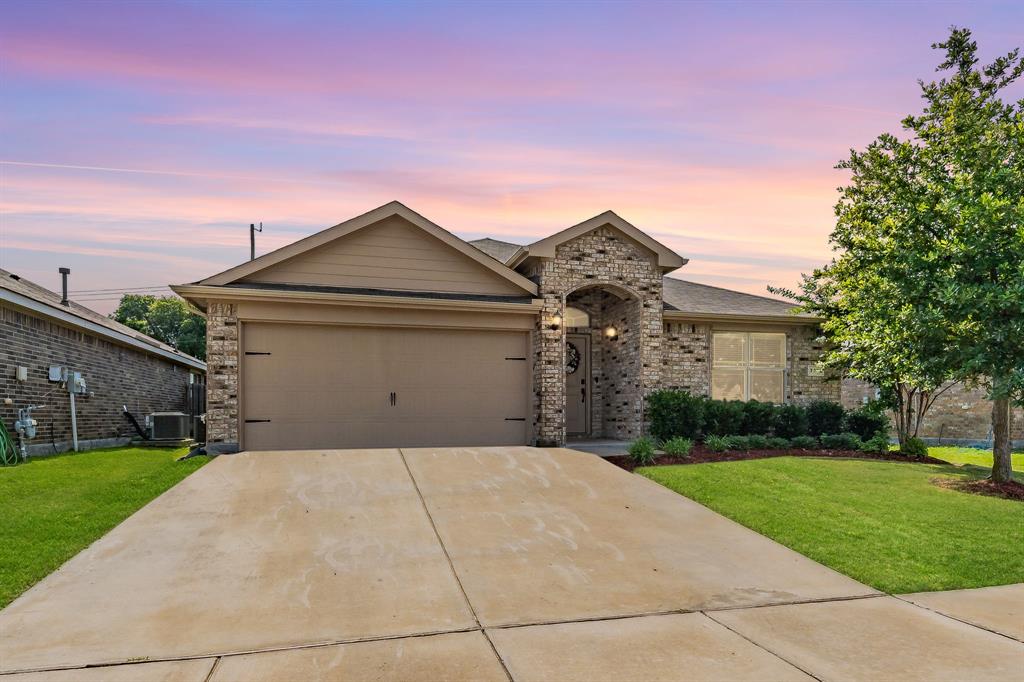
left=703, top=435, right=731, bottom=452
left=725, top=435, right=752, bottom=450
left=746, top=434, right=770, bottom=450
left=646, top=390, right=705, bottom=441
left=807, top=400, right=846, bottom=437
left=628, top=437, right=657, bottom=466
left=820, top=432, right=864, bottom=450
left=766, top=436, right=791, bottom=449
left=900, top=437, right=929, bottom=459
left=861, top=434, right=891, bottom=454
left=703, top=400, right=746, bottom=436
left=774, top=404, right=810, bottom=438
left=844, top=403, right=891, bottom=441
left=741, top=400, right=777, bottom=435
left=790, top=435, right=819, bottom=449
left=661, top=436, right=693, bottom=457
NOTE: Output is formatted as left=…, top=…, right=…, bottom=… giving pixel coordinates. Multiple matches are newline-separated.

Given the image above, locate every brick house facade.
left=180, top=202, right=836, bottom=452
left=1, top=270, right=206, bottom=455
left=842, top=378, right=1022, bottom=445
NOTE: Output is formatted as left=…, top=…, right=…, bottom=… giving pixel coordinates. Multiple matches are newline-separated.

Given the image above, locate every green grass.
left=639, top=457, right=1024, bottom=593
left=0, top=446, right=208, bottom=608
left=926, top=446, right=1024, bottom=476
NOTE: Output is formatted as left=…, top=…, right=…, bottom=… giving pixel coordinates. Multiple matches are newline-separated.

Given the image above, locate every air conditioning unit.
left=150, top=412, right=190, bottom=440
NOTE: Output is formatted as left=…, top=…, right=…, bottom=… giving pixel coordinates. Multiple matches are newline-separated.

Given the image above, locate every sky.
left=1, top=1, right=1022, bottom=313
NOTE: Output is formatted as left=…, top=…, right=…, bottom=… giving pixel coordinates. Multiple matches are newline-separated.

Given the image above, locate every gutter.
left=662, top=310, right=821, bottom=325
left=171, top=284, right=545, bottom=315
left=1, top=289, right=207, bottom=371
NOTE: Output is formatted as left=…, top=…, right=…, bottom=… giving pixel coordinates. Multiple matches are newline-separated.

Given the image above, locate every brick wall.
left=0, top=303, right=193, bottom=454
left=525, top=225, right=664, bottom=445
left=789, top=326, right=841, bottom=404
left=842, top=377, right=1022, bottom=443
left=205, top=302, right=239, bottom=451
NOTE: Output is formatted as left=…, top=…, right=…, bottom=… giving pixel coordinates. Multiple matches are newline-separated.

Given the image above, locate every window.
left=563, top=306, right=590, bottom=328
left=711, top=332, right=786, bottom=402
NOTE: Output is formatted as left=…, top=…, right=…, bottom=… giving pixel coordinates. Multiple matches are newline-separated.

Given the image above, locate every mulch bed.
left=606, top=444, right=948, bottom=473
left=931, top=477, right=1024, bottom=502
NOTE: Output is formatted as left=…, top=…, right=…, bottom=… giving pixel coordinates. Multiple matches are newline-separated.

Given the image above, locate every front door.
left=565, top=334, right=590, bottom=436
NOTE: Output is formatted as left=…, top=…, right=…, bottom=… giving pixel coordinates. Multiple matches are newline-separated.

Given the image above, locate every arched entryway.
left=563, top=283, right=644, bottom=440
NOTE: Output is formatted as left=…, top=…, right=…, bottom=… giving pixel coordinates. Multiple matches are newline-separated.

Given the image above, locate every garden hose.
left=0, top=420, right=18, bottom=466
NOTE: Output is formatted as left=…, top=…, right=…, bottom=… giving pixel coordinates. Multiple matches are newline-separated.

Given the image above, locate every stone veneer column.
left=205, top=302, right=239, bottom=452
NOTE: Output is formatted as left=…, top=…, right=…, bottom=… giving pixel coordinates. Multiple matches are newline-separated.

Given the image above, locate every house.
left=843, top=378, right=1023, bottom=447
left=174, top=201, right=837, bottom=453
left=1, top=269, right=206, bottom=455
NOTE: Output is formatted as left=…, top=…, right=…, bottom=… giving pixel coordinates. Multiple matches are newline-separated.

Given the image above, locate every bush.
left=741, top=400, right=777, bottom=435
left=774, top=404, right=810, bottom=438
left=703, top=400, right=746, bottom=436
left=790, top=435, right=819, bottom=449
left=900, top=437, right=929, bottom=459
left=807, top=400, right=846, bottom=437
left=861, top=434, right=891, bottom=454
left=704, top=435, right=731, bottom=452
left=646, top=390, right=705, bottom=441
left=725, top=435, right=752, bottom=451
left=766, top=436, right=791, bottom=449
left=844, top=403, right=890, bottom=441
left=628, top=437, right=657, bottom=466
left=746, top=434, right=770, bottom=450
left=820, top=432, right=864, bottom=450
left=661, top=436, right=693, bottom=457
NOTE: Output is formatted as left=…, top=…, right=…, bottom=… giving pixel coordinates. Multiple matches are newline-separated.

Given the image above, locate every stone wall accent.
left=843, top=378, right=1022, bottom=443
left=788, top=326, right=841, bottom=404
left=205, top=302, right=239, bottom=450
left=661, top=321, right=710, bottom=394
left=526, top=225, right=664, bottom=445
left=0, top=302, right=192, bottom=454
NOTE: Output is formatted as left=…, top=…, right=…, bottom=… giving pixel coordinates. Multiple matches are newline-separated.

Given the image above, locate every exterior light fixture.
left=605, top=326, right=618, bottom=340
left=549, top=314, right=562, bottom=331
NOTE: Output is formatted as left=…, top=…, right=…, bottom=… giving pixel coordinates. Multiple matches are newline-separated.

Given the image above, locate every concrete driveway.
left=1, top=447, right=1021, bottom=681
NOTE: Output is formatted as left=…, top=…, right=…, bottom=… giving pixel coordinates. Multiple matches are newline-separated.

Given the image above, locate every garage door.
left=241, top=323, right=529, bottom=450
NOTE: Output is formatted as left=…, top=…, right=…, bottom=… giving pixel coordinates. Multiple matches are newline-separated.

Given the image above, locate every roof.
left=0, top=269, right=206, bottom=371
left=507, top=210, right=687, bottom=272
left=661, top=277, right=814, bottom=322
left=196, top=201, right=538, bottom=296
left=467, top=237, right=522, bottom=263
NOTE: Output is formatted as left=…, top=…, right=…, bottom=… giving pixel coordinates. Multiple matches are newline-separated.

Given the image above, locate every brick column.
left=205, top=302, right=239, bottom=453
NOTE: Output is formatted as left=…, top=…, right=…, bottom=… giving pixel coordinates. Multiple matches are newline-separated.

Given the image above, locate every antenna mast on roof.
left=250, top=222, right=263, bottom=261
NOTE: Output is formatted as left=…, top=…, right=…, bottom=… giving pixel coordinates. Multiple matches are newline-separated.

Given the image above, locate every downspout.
left=69, top=390, right=79, bottom=452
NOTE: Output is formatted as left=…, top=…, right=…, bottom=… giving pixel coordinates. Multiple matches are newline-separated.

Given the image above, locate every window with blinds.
left=711, top=332, right=786, bottom=402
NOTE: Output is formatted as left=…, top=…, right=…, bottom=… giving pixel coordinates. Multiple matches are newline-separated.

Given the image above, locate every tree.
left=112, top=295, right=206, bottom=361
left=776, top=27, right=1023, bottom=481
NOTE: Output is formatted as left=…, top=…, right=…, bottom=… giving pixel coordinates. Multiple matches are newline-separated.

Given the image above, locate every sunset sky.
left=1, top=1, right=1021, bottom=313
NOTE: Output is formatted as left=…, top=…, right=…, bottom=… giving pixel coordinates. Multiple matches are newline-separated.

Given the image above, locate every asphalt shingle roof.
left=0, top=269, right=204, bottom=366
left=662, top=277, right=810, bottom=319
left=467, top=237, right=521, bottom=264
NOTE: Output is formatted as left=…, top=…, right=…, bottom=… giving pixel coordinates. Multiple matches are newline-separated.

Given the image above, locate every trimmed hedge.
left=807, top=400, right=846, bottom=437
left=646, top=389, right=705, bottom=440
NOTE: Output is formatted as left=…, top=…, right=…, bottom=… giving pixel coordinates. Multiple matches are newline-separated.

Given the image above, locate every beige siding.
left=240, top=215, right=526, bottom=295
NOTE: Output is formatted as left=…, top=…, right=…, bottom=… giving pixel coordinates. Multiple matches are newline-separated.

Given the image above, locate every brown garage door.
left=241, top=323, right=529, bottom=450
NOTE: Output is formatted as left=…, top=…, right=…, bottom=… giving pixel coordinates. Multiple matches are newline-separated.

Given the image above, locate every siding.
left=239, top=215, right=526, bottom=296
left=0, top=303, right=193, bottom=454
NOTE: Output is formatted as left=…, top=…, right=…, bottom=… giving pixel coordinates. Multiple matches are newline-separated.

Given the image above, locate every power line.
left=70, top=285, right=172, bottom=294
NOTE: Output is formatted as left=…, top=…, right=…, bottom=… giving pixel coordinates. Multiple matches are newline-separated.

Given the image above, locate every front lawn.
left=639, top=457, right=1024, bottom=593
left=0, top=447, right=208, bottom=608
left=926, top=446, right=1023, bottom=477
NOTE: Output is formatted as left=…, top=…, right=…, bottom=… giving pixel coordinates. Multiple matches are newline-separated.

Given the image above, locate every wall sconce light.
left=549, top=314, right=562, bottom=331
left=604, top=326, right=618, bottom=340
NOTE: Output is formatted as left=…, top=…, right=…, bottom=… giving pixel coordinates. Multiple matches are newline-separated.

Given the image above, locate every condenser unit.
left=150, top=412, right=190, bottom=440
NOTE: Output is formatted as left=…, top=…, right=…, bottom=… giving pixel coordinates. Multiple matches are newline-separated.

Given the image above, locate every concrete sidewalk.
left=1, top=447, right=1020, bottom=681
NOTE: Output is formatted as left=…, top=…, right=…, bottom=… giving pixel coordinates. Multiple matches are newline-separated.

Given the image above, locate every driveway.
left=1, top=447, right=1020, bottom=680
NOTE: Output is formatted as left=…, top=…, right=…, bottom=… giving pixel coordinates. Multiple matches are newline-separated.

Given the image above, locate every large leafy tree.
left=778, top=27, right=1023, bottom=482
left=112, top=294, right=206, bottom=361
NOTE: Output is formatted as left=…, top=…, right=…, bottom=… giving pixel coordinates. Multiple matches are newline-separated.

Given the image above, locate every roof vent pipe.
left=59, top=267, right=71, bottom=305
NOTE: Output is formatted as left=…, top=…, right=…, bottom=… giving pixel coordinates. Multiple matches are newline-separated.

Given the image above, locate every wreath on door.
left=565, top=341, right=581, bottom=374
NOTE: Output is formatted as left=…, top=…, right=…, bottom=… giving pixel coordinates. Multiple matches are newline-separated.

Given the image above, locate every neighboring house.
left=843, top=378, right=1023, bottom=447
left=174, top=201, right=836, bottom=453
left=1, top=269, right=206, bottom=455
